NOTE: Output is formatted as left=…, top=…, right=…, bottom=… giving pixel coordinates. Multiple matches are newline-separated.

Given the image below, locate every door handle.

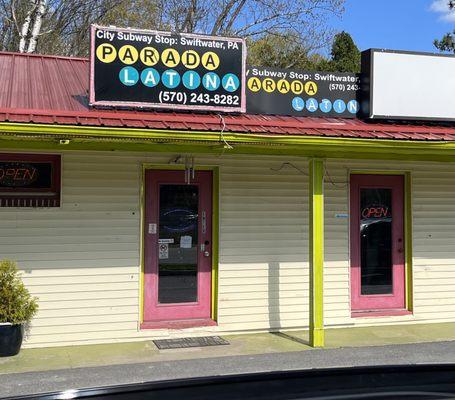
left=204, top=251, right=210, bottom=257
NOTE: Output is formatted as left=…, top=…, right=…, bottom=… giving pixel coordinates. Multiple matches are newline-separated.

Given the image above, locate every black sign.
left=246, top=67, right=360, bottom=118
left=0, top=162, right=52, bottom=189
left=0, top=154, right=61, bottom=208
left=90, top=25, right=246, bottom=113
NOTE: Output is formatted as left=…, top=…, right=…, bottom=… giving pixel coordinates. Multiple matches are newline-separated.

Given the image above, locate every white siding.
left=0, top=151, right=310, bottom=347
left=325, top=159, right=455, bottom=327
left=3, top=150, right=455, bottom=348
left=217, top=160, right=309, bottom=331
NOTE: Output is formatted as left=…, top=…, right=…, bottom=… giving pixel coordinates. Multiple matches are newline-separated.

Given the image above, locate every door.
left=143, top=170, right=212, bottom=323
left=350, top=174, right=405, bottom=312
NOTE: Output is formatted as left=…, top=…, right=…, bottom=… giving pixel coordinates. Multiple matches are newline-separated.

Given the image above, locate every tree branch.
left=211, top=0, right=241, bottom=35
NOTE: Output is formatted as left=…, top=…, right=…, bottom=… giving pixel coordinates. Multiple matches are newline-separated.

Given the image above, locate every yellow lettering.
left=291, top=80, right=304, bottom=95
left=262, top=78, right=276, bottom=93
left=201, top=52, right=220, bottom=70
left=161, top=48, right=180, bottom=67
left=181, top=50, right=200, bottom=69
left=277, top=79, right=290, bottom=94
left=140, top=47, right=159, bottom=66
left=305, top=81, right=318, bottom=95
left=247, top=77, right=261, bottom=92
left=118, top=45, right=138, bottom=65
left=96, top=43, right=117, bottom=63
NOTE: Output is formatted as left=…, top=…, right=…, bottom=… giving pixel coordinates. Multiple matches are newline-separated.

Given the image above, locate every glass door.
left=143, top=170, right=212, bottom=324
left=350, top=174, right=405, bottom=312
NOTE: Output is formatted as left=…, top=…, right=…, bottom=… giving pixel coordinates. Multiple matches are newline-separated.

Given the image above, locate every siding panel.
left=3, top=151, right=455, bottom=347
left=325, top=159, right=455, bottom=326
left=0, top=151, right=310, bottom=347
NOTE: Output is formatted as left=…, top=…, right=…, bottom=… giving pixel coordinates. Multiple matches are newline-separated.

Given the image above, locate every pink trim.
left=350, top=174, right=406, bottom=312
left=90, top=100, right=244, bottom=113
left=140, top=318, right=217, bottom=330
left=352, top=310, right=412, bottom=318
left=240, top=39, right=247, bottom=113
left=89, top=25, right=96, bottom=106
left=143, top=170, right=213, bottom=323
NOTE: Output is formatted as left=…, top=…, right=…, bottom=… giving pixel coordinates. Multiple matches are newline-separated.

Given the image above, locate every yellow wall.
left=0, top=151, right=310, bottom=347
left=324, top=159, right=455, bottom=327
left=2, top=150, right=455, bottom=347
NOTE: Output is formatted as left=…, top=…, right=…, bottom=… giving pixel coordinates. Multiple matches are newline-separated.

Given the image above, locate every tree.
left=0, top=0, right=345, bottom=57
left=328, top=31, right=360, bottom=72
left=19, top=0, right=47, bottom=53
left=160, top=0, right=344, bottom=39
left=247, top=30, right=360, bottom=73
left=247, top=33, right=324, bottom=70
left=434, top=0, right=455, bottom=53
left=0, top=0, right=126, bottom=55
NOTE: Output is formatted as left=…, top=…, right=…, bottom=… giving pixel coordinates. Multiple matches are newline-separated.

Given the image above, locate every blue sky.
left=329, top=0, right=455, bottom=53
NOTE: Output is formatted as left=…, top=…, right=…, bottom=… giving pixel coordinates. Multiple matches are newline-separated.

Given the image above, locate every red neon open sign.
left=0, top=154, right=61, bottom=207
left=0, top=163, right=38, bottom=187
left=361, top=206, right=390, bottom=219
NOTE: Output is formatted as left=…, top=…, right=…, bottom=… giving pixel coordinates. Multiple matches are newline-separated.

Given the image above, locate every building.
left=2, top=51, right=455, bottom=348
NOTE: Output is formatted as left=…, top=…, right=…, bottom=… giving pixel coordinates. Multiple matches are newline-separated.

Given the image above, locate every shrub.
left=0, top=260, right=38, bottom=325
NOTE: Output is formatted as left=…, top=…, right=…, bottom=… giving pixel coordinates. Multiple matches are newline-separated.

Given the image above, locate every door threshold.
left=352, top=309, right=412, bottom=318
left=141, top=318, right=217, bottom=330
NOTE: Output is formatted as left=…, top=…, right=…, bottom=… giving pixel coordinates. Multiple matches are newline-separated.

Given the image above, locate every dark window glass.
left=360, top=188, right=393, bottom=295
left=0, top=154, right=61, bottom=207
left=158, top=185, right=198, bottom=303
left=0, top=162, right=52, bottom=189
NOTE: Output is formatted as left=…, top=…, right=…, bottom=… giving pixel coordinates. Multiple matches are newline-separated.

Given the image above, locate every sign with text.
left=361, top=205, right=391, bottom=219
left=0, top=154, right=61, bottom=207
left=0, top=162, right=50, bottom=189
left=90, top=25, right=246, bottom=112
left=246, top=66, right=360, bottom=118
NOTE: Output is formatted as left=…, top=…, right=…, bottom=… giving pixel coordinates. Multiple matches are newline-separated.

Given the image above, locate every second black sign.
left=246, top=66, right=361, bottom=118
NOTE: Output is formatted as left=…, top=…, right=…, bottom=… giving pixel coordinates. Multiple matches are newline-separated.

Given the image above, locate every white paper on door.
left=159, top=243, right=169, bottom=259
left=180, top=235, right=192, bottom=248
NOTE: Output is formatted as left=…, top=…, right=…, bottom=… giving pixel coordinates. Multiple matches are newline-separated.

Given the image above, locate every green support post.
left=309, top=158, right=325, bottom=347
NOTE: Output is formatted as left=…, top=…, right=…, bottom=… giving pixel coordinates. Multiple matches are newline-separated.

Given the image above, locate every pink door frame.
left=143, top=170, right=213, bottom=327
left=350, top=174, right=405, bottom=312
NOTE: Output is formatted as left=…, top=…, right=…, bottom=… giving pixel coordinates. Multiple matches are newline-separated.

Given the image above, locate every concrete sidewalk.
left=2, top=322, right=455, bottom=375
left=2, top=341, right=455, bottom=398
left=1, top=323, right=455, bottom=397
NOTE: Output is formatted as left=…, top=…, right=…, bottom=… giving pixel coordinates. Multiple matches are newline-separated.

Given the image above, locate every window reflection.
left=158, top=185, right=199, bottom=303
left=360, top=188, right=393, bottom=295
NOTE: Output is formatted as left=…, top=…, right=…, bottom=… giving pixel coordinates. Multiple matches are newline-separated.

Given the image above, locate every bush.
left=0, top=260, right=38, bottom=325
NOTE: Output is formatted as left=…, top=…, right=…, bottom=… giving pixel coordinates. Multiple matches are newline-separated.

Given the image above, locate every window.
left=0, top=153, right=61, bottom=207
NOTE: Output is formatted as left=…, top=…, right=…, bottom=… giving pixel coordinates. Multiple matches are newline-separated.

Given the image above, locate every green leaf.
left=0, top=260, right=38, bottom=325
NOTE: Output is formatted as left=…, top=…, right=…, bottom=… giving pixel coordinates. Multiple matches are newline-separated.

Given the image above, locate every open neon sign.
left=0, top=163, right=38, bottom=187
left=361, top=206, right=390, bottom=219
left=0, top=154, right=61, bottom=207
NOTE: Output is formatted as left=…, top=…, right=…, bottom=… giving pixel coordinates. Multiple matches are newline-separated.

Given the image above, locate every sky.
left=329, top=0, right=455, bottom=53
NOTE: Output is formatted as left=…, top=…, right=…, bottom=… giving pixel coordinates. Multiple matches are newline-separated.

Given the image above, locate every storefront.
left=2, top=35, right=455, bottom=349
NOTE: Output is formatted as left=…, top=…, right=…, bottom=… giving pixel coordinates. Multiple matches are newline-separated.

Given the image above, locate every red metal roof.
left=1, top=51, right=455, bottom=141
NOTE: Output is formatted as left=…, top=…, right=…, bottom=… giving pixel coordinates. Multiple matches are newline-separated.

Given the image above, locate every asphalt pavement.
left=1, top=341, right=455, bottom=398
